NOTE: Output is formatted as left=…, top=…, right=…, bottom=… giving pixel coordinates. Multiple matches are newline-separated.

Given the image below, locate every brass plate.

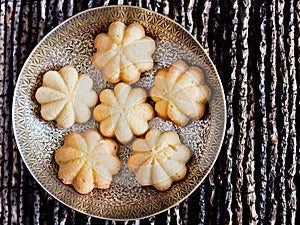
left=13, top=6, right=226, bottom=220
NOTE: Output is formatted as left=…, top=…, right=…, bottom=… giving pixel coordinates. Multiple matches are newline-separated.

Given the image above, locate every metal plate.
left=12, top=6, right=226, bottom=220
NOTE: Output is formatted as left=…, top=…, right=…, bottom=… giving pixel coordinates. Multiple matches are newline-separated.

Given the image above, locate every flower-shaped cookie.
left=92, top=21, right=155, bottom=84
left=94, top=82, right=154, bottom=144
left=128, top=129, right=191, bottom=191
left=35, top=66, right=98, bottom=128
left=150, top=60, right=211, bottom=126
left=55, top=129, right=121, bottom=194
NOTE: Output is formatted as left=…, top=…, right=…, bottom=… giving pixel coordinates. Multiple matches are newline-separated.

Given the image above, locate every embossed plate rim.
left=12, top=5, right=227, bottom=220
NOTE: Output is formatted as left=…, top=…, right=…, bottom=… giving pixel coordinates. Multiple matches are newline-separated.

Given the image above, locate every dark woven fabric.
left=1, top=0, right=299, bottom=224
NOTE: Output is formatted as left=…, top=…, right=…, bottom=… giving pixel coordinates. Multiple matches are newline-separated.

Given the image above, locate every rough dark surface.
left=0, top=0, right=299, bottom=224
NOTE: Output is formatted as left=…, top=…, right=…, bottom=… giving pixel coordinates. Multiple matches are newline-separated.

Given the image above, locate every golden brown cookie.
left=128, top=129, right=191, bottom=191
left=92, top=21, right=155, bottom=84
left=150, top=60, right=211, bottom=126
left=94, top=82, right=154, bottom=144
left=35, top=66, right=98, bottom=128
left=55, top=129, right=121, bottom=194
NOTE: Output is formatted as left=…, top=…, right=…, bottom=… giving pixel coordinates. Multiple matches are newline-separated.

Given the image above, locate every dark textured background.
left=1, top=0, right=299, bottom=224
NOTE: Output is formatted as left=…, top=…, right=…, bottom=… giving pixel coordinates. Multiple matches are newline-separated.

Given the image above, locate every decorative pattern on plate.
left=12, top=6, right=226, bottom=220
